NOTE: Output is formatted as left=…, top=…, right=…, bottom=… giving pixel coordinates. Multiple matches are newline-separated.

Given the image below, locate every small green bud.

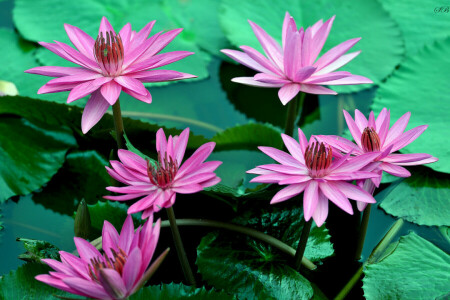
left=74, top=199, right=91, bottom=239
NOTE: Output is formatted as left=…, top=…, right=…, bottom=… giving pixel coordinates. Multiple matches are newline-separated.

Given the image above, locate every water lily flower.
left=247, top=129, right=380, bottom=226
left=104, top=128, right=221, bottom=219
left=25, top=17, right=196, bottom=133
left=221, top=12, right=372, bottom=105
left=315, top=108, right=438, bottom=210
left=36, top=215, right=167, bottom=299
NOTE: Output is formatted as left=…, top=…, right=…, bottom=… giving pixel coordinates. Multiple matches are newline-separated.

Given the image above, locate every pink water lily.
left=105, top=128, right=221, bottom=219
left=315, top=108, right=438, bottom=210
left=25, top=17, right=196, bottom=133
left=36, top=215, right=168, bottom=299
left=221, top=12, right=372, bottom=105
left=248, top=129, right=380, bottom=226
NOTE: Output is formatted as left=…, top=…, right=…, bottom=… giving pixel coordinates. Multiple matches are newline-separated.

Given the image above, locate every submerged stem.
left=112, top=99, right=125, bottom=149
left=166, top=207, right=196, bottom=286
left=294, top=219, right=313, bottom=270
left=284, top=92, right=305, bottom=137
left=354, top=204, right=372, bottom=260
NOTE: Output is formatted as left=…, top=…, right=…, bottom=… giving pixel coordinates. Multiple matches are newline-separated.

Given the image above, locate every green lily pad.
left=13, top=0, right=209, bottom=83
left=130, top=282, right=234, bottom=299
left=212, top=123, right=283, bottom=151
left=32, top=150, right=110, bottom=216
left=0, top=262, right=71, bottom=299
left=197, top=231, right=314, bottom=299
left=162, top=0, right=231, bottom=56
left=380, top=0, right=450, bottom=54
left=373, top=37, right=450, bottom=173
left=16, top=238, right=60, bottom=264
left=0, top=117, right=76, bottom=203
left=379, top=168, right=450, bottom=227
left=219, top=0, right=404, bottom=93
left=363, top=232, right=450, bottom=299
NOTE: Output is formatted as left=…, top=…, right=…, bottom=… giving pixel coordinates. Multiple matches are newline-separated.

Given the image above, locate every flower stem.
left=354, top=204, right=372, bottom=260
left=294, top=219, right=313, bottom=270
left=165, top=207, right=196, bottom=286
left=112, top=99, right=125, bottom=149
left=284, top=92, right=305, bottom=137
left=89, top=218, right=317, bottom=270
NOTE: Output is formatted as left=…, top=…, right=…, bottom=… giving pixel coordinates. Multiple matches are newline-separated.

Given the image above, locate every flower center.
left=304, top=142, right=332, bottom=177
left=88, top=248, right=127, bottom=283
left=361, top=127, right=381, bottom=152
left=147, top=152, right=178, bottom=189
left=94, top=31, right=124, bottom=76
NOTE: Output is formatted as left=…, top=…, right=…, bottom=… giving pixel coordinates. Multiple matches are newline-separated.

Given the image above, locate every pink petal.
left=54, top=41, right=99, bottom=71
left=74, top=237, right=102, bottom=262
left=354, top=109, right=368, bottom=132
left=176, top=142, right=216, bottom=177
left=41, top=258, right=78, bottom=277
left=156, top=128, right=167, bottom=154
left=302, top=71, right=351, bottom=84
left=298, top=128, right=309, bottom=153
left=383, top=153, right=435, bottom=164
left=379, top=162, right=411, bottom=177
left=119, top=215, right=135, bottom=254
left=124, top=31, right=163, bottom=68
left=98, top=16, right=115, bottom=35
left=131, top=70, right=196, bottom=82
left=376, top=108, right=390, bottom=145
left=319, top=181, right=353, bottom=214
left=130, top=21, right=156, bottom=49
left=270, top=182, right=308, bottom=204
left=258, top=163, right=307, bottom=175
left=312, top=74, right=372, bottom=85
left=35, top=275, right=83, bottom=296
left=140, top=28, right=184, bottom=59
left=119, top=23, right=132, bottom=52
left=122, top=86, right=152, bottom=104
left=122, top=248, right=143, bottom=291
left=39, top=41, right=81, bottom=66
left=59, top=251, right=90, bottom=279
left=314, top=51, right=360, bottom=75
left=98, top=269, right=127, bottom=299
left=303, top=180, right=319, bottom=221
left=278, top=175, right=311, bottom=185
left=46, top=71, right=102, bottom=86
left=174, top=128, right=190, bottom=166
left=329, top=181, right=376, bottom=204
left=117, top=149, right=147, bottom=174
left=254, top=73, right=291, bottom=85
left=282, top=12, right=297, bottom=49
left=293, top=66, right=316, bottom=82
left=299, top=84, right=337, bottom=95
left=332, top=152, right=379, bottom=173
left=248, top=20, right=284, bottom=69
left=128, top=191, right=160, bottom=214
left=389, top=125, right=427, bottom=152
left=281, top=133, right=306, bottom=164
left=37, top=83, right=78, bottom=94
left=384, top=112, right=411, bottom=146
left=124, top=51, right=194, bottom=74
left=314, top=38, right=361, bottom=71
left=309, top=16, right=335, bottom=64
left=301, top=26, right=313, bottom=68
left=324, top=171, right=379, bottom=181
left=25, top=66, right=87, bottom=77
left=171, top=183, right=204, bottom=193
left=67, top=77, right=112, bottom=103
left=104, top=193, right=149, bottom=201
left=81, top=90, right=110, bottom=134
left=240, top=45, right=283, bottom=75
left=231, top=77, right=283, bottom=88
left=314, top=135, right=360, bottom=154
left=64, top=23, right=95, bottom=60
left=102, top=220, right=119, bottom=258
left=284, top=30, right=302, bottom=79
left=258, top=146, right=303, bottom=167
left=312, top=191, right=328, bottom=227
left=221, top=49, right=275, bottom=74
left=100, top=80, right=122, bottom=105
left=278, top=83, right=301, bottom=105
left=250, top=173, right=293, bottom=183
left=343, top=110, right=362, bottom=147
left=114, top=76, right=148, bottom=96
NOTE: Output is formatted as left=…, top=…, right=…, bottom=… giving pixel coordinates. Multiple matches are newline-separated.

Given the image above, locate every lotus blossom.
left=247, top=129, right=380, bottom=226
left=221, top=13, right=372, bottom=105
left=36, top=215, right=167, bottom=300
left=25, top=17, right=196, bottom=133
left=105, top=128, right=221, bottom=219
left=315, top=108, right=438, bottom=210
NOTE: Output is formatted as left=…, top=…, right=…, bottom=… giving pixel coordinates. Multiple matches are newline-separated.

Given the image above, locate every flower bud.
left=74, top=199, right=91, bottom=239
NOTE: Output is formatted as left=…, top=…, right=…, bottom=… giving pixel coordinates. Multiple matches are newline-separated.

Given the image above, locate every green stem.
left=354, top=204, right=372, bottom=260
left=294, top=219, right=313, bottom=270
left=166, top=207, right=196, bottom=286
left=284, top=92, right=305, bottom=137
left=112, top=99, right=125, bottom=149
left=89, top=218, right=317, bottom=270
left=334, top=265, right=363, bottom=300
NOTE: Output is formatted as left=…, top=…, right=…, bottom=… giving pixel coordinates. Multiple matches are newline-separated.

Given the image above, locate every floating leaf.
left=363, top=232, right=450, bottom=299
left=130, top=282, right=234, bottom=299
left=0, top=117, right=76, bottom=203
left=0, top=263, right=71, bottom=299
left=14, top=0, right=210, bottom=83
left=219, top=0, right=404, bottom=93
left=16, top=238, right=60, bottom=263
left=373, top=37, right=450, bottom=173
left=380, top=0, right=450, bottom=54
left=379, top=168, right=450, bottom=227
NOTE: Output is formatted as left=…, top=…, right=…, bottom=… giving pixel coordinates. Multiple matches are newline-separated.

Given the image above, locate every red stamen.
left=94, top=31, right=124, bottom=76
left=361, top=127, right=381, bottom=152
left=88, top=247, right=128, bottom=283
left=147, top=152, right=178, bottom=189
left=305, top=142, right=332, bottom=176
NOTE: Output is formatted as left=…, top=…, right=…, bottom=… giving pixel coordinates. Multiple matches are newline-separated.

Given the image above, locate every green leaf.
left=0, top=117, right=76, bottom=203
left=33, top=150, right=110, bottom=215
left=13, top=0, right=210, bottom=83
left=380, top=0, right=450, bottom=54
left=197, top=232, right=314, bottom=300
left=0, top=262, right=72, bottom=299
left=162, top=0, right=231, bottom=57
left=363, top=232, right=450, bottom=300
left=86, top=200, right=142, bottom=233
left=130, top=282, right=235, bottom=299
left=379, top=168, right=450, bottom=227
left=16, top=238, right=60, bottom=263
left=373, top=37, right=450, bottom=173
left=212, top=123, right=283, bottom=151
left=219, top=0, right=404, bottom=93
